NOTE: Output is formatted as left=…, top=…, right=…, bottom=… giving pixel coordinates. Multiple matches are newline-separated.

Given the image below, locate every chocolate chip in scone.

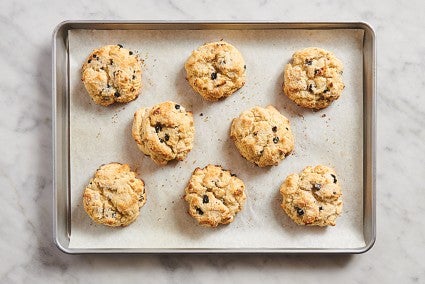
left=114, top=91, right=120, bottom=98
left=88, top=59, right=91, bottom=63
left=305, top=59, right=312, bottom=65
left=196, top=208, right=204, bottom=215
left=164, top=134, right=170, bottom=141
left=117, top=44, right=123, bottom=48
left=155, top=123, right=162, bottom=133
left=319, top=206, right=323, bottom=211
left=308, top=84, right=314, bottom=92
left=202, top=195, right=209, bottom=204
left=132, top=75, right=136, bottom=80
left=331, top=174, right=337, bottom=183
left=175, top=104, right=180, bottom=110
left=244, top=64, right=246, bottom=69
left=273, top=137, right=279, bottom=144
left=129, top=51, right=133, bottom=55
left=312, top=183, right=322, bottom=191
left=211, top=72, right=217, bottom=80
left=295, top=207, right=304, bottom=216
left=272, top=126, right=278, bottom=132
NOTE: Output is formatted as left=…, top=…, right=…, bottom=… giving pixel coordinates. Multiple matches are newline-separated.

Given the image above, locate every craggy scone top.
left=83, top=163, right=146, bottom=227
left=280, top=165, right=342, bottom=226
left=81, top=44, right=142, bottom=106
left=185, top=41, right=246, bottom=101
left=184, top=164, right=246, bottom=227
left=283, top=47, right=344, bottom=110
left=230, top=105, right=294, bottom=167
left=132, top=101, right=195, bottom=165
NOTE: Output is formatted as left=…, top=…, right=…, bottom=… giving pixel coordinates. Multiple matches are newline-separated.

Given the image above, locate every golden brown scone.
left=230, top=105, right=294, bottom=167
left=185, top=41, right=246, bottom=101
left=81, top=44, right=142, bottom=106
left=283, top=47, right=344, bottom=110
left=184, top=165, right=246, bottom=227
left=280, top=165, right=342, bottom=226
left=83, top=163, right=146, bottom=227
left=132, top=101, right=195, bottom=165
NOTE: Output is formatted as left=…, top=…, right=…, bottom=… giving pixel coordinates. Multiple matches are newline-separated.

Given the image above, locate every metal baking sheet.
left=52, top=21, right=375, bottom=254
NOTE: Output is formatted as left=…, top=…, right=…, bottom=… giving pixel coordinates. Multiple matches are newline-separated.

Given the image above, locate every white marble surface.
left=0, top=0, right=424, bottom=283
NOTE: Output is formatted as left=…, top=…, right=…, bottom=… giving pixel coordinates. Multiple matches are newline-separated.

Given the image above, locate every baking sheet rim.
left=52, top=21, right=376, bottom=254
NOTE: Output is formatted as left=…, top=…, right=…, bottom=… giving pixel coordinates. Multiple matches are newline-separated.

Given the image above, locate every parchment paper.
left=68, top=28, right=365, bottom=249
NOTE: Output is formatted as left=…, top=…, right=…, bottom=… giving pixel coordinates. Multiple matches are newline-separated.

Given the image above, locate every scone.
left=283, top=47, right=344, bottom=110
left=83, top=163, right=146, bottom=227
left=81, top=44, right=142, bottom=106
left=132, top=101, right=195, bottom=165
left=280, top=165, right=342, bottom=226
left=230, top=105, right=294, bottom=167
left=184, top=164, right=246, bottom=227
left=185, top=41, right=246, bottom=101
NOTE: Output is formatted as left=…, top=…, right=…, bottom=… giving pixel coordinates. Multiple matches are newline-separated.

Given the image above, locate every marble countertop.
left=1, top=0, right=424, bottom=282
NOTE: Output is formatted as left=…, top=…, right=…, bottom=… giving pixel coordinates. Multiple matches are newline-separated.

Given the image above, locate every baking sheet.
left=68, top=28, right=365, bottom=249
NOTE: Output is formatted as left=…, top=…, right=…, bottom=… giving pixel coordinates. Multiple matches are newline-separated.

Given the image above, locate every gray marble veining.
left=0, top=0, right=424, bottom=283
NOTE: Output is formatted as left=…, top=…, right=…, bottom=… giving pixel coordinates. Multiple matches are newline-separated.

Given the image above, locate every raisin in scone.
left=283, top=47, right=344, bottom=110
left=184, top=165, right=246, bottom=227
left=132, top=101, right=195, bottom=165
left=185, top=41, right=246, bottom=101
left=83, top=163, right=146, bottom=227
left=81, top=44, right=142, bottom=106
left=280, top=165, right=342, bottom=226
left=230, top=105, right=294, bottom=167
